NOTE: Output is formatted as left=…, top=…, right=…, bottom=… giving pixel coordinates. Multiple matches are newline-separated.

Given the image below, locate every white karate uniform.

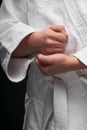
left=0, top=0, right=87, bottom=129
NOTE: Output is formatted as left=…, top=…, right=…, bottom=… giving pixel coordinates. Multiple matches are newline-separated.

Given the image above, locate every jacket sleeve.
left=73, top=47, right=87, bottom=65
left=0, top=0, right=36, bottom=82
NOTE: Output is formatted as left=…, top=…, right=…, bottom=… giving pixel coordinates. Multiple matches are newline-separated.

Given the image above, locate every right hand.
left=27, top=25, right=68, bottom=55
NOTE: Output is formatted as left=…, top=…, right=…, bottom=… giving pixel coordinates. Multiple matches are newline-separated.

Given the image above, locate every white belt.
left=53, top=77, right=67, bottom=130
left=53, top=71, right=79, bottom=130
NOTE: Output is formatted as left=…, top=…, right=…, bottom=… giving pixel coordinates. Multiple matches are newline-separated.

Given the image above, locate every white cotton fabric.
left=0, top=0, right=87, bottom=130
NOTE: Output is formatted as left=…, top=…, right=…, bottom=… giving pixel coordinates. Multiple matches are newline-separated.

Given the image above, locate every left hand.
left=35, top=53, right=86, bottom=76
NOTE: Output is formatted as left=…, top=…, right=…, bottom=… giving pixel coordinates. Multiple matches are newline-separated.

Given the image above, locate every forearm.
left=12, top=34, right=35, bottom=58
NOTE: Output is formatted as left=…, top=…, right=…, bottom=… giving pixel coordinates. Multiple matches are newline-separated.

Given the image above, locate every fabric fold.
left=42, top=84, right=53, bottom=130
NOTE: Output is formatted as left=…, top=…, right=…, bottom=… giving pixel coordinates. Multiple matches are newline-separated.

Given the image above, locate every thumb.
left=36, top=54, right=50, bottom=65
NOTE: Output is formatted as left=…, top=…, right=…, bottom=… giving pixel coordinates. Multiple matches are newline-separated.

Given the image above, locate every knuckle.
left=62, top=42, right=67, bottom=47
left=62, top=35, right=66, bottom=42
left=47, top=38, right=52, bottom=44
left=46, top=30, right=53, bottom=38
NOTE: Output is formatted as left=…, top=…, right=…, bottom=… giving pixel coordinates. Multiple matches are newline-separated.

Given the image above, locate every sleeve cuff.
left=0, top=22, right=36, bottom=82
left=73, top=47, right=87, bottom=65
left=7, top=57, right=34, bottom=82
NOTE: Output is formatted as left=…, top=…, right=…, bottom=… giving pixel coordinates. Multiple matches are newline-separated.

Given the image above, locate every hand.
left=27, top=25, right=68, bottom=55
left=35, top=53, right=86, bottom=76
left=12, top=25, right=68, bottom=58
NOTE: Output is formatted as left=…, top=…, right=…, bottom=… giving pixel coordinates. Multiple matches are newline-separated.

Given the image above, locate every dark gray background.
left=0, top=1, right=26, bottom=130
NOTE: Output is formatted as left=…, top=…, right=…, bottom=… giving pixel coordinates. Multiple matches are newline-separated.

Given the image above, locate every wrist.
left=67, top=56, right=87, bottom=71
left=27, top=32, right=40, bottom=54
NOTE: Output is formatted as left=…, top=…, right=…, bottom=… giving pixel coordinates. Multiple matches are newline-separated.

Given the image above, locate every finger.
left=35, top=57, right=48, bottom=67
left=37, top=62, right=54, bottom=76
left=36, top=61, right=51, bottom=76
left=62, top=30, right=68, bottom=39
left=45, top=36, right=67, bottom=47
left=49, top=25, right=68, bottom=41
left=36, top=54, right=48, bottom=62
left=52, top=32, right=67, bottom=42
left=35, top=57, right=50, bottom=76
left=36, top=54, right=51, bottom=65
left=44, top=47, right=65, bottom=54
left=49, top=25, right=66, bottom=32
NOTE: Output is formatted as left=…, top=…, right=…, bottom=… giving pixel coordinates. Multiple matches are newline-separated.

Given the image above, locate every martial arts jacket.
left=0, top=0, right=87, bottom=130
